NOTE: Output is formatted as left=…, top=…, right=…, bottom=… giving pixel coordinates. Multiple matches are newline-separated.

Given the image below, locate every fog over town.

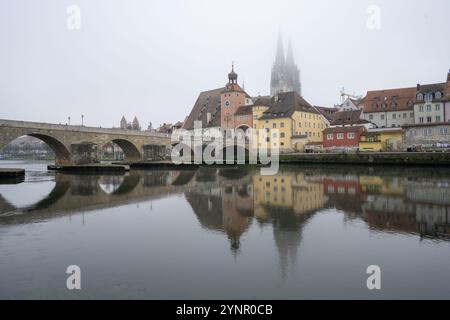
left=1, top=0, right=449, bottom=128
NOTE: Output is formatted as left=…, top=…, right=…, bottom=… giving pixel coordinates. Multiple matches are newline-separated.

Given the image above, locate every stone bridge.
left=0, top=119, right=171, bottom=164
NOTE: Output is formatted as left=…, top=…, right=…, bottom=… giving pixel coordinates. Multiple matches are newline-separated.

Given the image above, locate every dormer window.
left=435, top=91, right=442, bottom=99
left=417, top=93, right=423, bottom=101
left=425, top=93, right=433, bottom=102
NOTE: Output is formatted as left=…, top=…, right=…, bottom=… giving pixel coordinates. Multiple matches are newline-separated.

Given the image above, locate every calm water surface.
left=0, top=160, right=450, bottom=299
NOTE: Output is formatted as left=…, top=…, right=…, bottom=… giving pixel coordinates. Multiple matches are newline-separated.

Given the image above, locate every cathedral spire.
left=275, top=33, right=285, bottom=67
left=286, top=39, right=295, bottom=66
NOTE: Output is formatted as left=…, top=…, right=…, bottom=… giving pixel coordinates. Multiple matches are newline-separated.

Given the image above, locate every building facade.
left=403, top=123, right=450, bottom=150
left=359, top=128, right=403, bottom=152
left=256, top=92, right=326, bottom=152
left=362, top=87, right=416, bottom=128
left=414, top=83, right=446, bottom=125
left=323, top=126, right=367, bottom=151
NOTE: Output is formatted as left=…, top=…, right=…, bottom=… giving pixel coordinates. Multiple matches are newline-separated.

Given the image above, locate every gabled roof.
left=253, top=96, right=271, bottom=107
left=259, top=91, right=318, bottom=120
left=235, top=105, right=253, bottom=116
left=183, top=87, right=223, bottom=130
left=329, top=110, right=371, bottom=126
left=363, top=87, right=416, bottom=113
left=323, top=125, right=367, bottom=134
left=314, top=106, right=338, bottom=122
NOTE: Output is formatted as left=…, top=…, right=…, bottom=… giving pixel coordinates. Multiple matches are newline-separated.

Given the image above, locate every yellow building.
left=359, top=128, right=403, bottom=152
left=252, top=92, right=327, bottom=153
left=252, top=171, right=327, bottom=220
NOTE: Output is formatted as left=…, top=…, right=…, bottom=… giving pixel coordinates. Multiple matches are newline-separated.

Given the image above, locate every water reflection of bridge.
left=1, top=166, right=450, bottom=261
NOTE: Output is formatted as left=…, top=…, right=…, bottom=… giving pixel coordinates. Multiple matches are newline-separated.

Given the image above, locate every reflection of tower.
left=185, top=171, right=254, bottom=253
left=273, top=222, right=302, bottom=280
left=269, top=207, right=312, bottom=280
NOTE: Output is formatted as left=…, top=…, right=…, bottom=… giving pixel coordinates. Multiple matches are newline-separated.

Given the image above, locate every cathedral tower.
left=270, top=35, right=302, bottom=97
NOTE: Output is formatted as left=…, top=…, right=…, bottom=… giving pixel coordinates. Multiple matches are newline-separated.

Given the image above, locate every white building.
left=362, top=87, right=416, bottom=128
left=414, top=83, right=447, bottom=125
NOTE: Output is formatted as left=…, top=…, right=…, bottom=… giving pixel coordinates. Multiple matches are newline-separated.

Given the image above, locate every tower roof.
left=286, top=39, right=295, bottom=66
left=274, top=33, right=285, bottom=67
left=228, top=62, right=238, bottom=83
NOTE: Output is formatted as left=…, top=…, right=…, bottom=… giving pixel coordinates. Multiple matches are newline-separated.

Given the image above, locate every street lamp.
left=81, top=114, right=84, bottom=126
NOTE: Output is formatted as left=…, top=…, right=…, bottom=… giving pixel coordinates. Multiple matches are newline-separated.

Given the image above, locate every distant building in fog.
left=119, top=116, right=141, bottom=131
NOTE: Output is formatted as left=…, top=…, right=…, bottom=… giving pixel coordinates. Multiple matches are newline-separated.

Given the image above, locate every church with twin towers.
left=270, top=35, right=302, bottom=97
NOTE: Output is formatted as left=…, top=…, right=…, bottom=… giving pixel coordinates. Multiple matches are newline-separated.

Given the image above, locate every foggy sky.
left=1, top=0, right=449, bottom=129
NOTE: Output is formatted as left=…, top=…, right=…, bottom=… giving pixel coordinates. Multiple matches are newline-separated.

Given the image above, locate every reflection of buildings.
left=185, top=170, right=254, bottom=253
left=324, top=171, right=450, bottom=239
left=253, top=172, right=327, bottom=221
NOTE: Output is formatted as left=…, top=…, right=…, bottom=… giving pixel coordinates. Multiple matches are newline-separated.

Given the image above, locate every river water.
left=0, top=160, right=450, bottom=299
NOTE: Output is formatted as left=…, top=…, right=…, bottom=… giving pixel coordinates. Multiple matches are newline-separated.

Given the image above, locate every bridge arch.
left=0, top=133, right=71, bottom=165
left=106, top=139, right=142, bottom=161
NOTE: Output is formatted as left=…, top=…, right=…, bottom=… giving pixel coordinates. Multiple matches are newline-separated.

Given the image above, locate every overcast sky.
left=1, top=0, right=449, bottom=128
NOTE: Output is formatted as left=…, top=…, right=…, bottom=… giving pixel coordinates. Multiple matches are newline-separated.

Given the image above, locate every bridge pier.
left=71, top=143, right=99, bottom=165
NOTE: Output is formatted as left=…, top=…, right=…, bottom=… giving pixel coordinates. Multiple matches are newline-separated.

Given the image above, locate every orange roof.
left=363, top=87, right=416, bottom=113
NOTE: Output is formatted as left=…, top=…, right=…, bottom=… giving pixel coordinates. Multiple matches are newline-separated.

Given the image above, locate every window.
left=419, top=117, right=424, bottom=123
left=369, top=115, right=374, bottom=120
left=419, top=106, right=424, bottom=112
left=424, top=129, right=432, bottom=136
left=327, top=134, right=334, bottom=140
left=436, top=92, right=442, bottom=99
left=280, top=132, right=285, bottom=138
left=337, top=133, right=344, bottom=140
left=425, top=93, right=433, bottom=102
left=427, top=105, right=432, bottom=112
left=410, top=112, right=414, bottom=118
left=392, top=114, right=397, bottom=119
left=436, top=116, right=441, bottom=122
left=427, top=117, right=432, bottom=123
left=272, top=132, right=277, bottom=138
left=417, top=93, right=423, bottom=101
left=403, top=113, right=407, bottom=119
left=272, top=123, right=276, bottom=128
left=436, top=104, right=441, bottom=111
left=380, top=114, right=385, bottom=120
left=410, top=129, right=417, bottom=136
left=281, top=142, right=284, bottom=146
left=440, top=128, right=449, bottom=135
left=347, top=133, right=355, bottom=139
left=280, top=122, right=285, bottom=128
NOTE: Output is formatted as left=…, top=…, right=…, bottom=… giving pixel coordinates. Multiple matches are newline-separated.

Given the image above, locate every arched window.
left=435, top=91, right=442, bottom=99
left=417, top=93, right=423, bottom=101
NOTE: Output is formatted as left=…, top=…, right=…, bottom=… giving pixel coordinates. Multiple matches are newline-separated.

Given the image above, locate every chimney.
left=447, top=69, right=450, bottom=82
left=207, top=112, right=211, bottom=123
left=417, top=83, right=421, bottom=91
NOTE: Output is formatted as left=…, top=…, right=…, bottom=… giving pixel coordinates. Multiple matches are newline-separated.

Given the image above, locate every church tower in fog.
left=270, top=35, right=302, bottom=97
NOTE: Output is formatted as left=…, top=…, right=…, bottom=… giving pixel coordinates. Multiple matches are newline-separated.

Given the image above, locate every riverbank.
left=280, top=152, right=450, bottom=166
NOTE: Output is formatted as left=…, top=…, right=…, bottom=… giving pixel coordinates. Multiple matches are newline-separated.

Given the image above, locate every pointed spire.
left=275, top=33, right=285, bottom=67
left=286, top=39, right=295, bottom=66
